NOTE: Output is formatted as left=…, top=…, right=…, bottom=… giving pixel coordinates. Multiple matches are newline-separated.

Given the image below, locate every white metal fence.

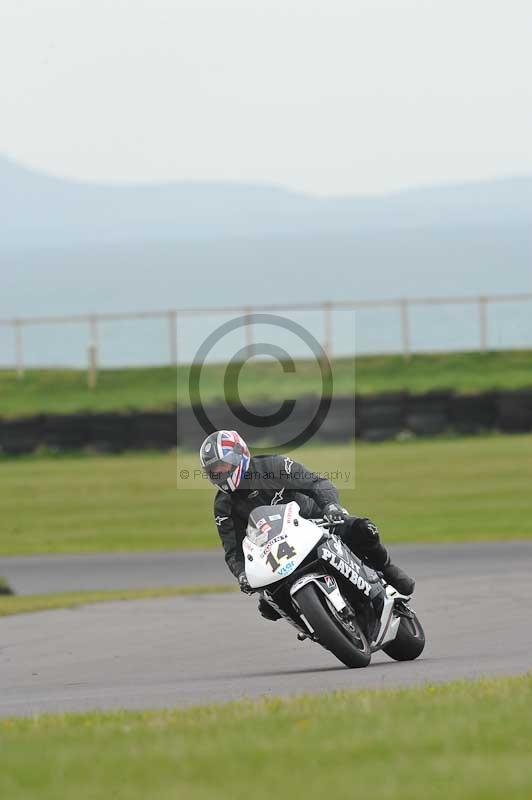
left=1, top=292, right=532, bottom=379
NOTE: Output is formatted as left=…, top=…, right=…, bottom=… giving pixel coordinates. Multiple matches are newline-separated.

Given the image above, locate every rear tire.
left=295, top=583, right=371, bottom=668
left=383, top=610, right=425, bottom=661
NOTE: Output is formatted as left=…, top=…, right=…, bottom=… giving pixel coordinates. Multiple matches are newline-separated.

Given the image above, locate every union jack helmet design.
left=199, top=430, right=250, bottom=493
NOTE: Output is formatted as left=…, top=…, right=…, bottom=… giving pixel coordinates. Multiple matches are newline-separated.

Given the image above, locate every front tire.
left=383, top=610, right=425, bottom=661
left=295, top=583, right=371, bottom=668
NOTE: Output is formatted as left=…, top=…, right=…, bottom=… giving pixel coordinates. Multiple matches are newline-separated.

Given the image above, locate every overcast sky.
left=1, top=0, right=531, bottom=195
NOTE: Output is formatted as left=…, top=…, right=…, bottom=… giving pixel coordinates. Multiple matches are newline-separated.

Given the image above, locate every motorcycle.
left=243, top=501, right=425, bottom=668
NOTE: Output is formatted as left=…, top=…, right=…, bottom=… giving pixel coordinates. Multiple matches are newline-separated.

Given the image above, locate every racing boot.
left=382, top=559, right=415, bottom=595
left=258, top=598, right=281, bottom=621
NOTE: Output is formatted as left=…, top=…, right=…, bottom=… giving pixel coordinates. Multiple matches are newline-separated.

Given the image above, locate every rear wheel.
left=383, top=609, right=425, bottom=661
left=295, top=583, right=371, bottom=668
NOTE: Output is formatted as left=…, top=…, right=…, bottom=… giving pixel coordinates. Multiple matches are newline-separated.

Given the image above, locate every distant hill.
left=1, top=156, right=531, bottom=366
left=2, top=155, right=532, bottom=247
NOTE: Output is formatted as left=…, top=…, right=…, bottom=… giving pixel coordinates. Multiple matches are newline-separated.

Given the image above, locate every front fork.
left=260, top=572, right=346, bottom=639
left=289, top=572, right=409, bottom=650
left=288, top=572, right=351, bottom=637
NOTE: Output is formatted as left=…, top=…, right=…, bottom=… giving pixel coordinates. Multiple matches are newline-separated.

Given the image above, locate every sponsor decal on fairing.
left=277, top=559, right=296, bottom=577
left=320, top=547, right=372, bottom=596
left=261, top=533, right=289, bottom=557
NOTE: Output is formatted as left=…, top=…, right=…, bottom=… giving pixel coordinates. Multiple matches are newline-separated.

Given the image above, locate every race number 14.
left=266, top=541, right=296, bottom=571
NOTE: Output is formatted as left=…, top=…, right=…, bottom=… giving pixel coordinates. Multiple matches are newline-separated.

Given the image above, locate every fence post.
left=14, top=319, right=24, bottom=378
left=168, top=310, right=177, bottom=366
left=478, top=297, right=488, bottom=351
left=400, top=299, right=411, bottom=359
left=87, top=315, right=99, bottom=388
left=322, top=301, right=333, bottom=359
left=243, top=306, right=253, bottom=359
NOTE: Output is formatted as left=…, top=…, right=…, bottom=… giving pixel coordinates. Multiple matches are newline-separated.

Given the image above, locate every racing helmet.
left=199, top=430, right=250, bottom=493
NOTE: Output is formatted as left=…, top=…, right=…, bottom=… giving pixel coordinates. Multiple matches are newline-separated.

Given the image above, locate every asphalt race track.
left=1, top=542, right=531, bottom=717
left=0, top=550, right=231, bottom=595
left=1, top=541, right=529, bottom=595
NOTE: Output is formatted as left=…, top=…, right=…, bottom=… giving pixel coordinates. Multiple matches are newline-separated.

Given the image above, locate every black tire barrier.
left=317, top=396, right=356, bottom=442
left=448, top=392, right=498, bottom=434
left=405, top=391, right=452, bottom=437
left=496, top=390, right=532, bottom=432
left=356, top=393, right=406, bottom=441
left=0, top=388, right=531, bottom=454
left=42, top=413, right=91, bottom=450
left=0, top=416, right=47, bottom=455
left=134, top=412, right=179, bottom=450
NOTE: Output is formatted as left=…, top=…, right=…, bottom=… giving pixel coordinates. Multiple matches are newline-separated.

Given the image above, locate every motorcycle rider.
left=200, top=430, right=415, bottom=618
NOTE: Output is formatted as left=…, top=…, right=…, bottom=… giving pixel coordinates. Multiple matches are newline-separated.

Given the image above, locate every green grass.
left=0, top=584, right=236, bottom=617
left=1, top=349, right=532, bottom=418
left=1, top=434, right=531, bottom=555
left=1, top=675, right=531, bottom=800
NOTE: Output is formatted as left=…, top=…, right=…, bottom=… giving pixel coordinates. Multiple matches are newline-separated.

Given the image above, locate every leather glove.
left=352, top=517, right=380, bottom=541
left=323, top=503, right=349, bottom=525
left=238, top=571, right=254, bottom=595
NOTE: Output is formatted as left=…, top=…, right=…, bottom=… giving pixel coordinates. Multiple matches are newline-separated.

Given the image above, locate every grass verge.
left=0, top=576, right=14, bottom=595
left=1, top=675, right=531, bottom=800
left=1, top=433, right=531, bottom=554
left=0, top=584, right=236, bottom=617
left=1, top=349, right=531, bottom=417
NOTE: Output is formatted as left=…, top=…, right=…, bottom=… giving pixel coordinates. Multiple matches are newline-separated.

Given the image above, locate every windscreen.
left=246, top=504, right=288, bottom=546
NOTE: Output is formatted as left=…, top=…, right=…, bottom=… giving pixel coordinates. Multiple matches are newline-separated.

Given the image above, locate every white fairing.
left=244, top=502, right=323, bottom=589
left=290, top=573, right=347, bottom=614
left=372, top=590, right=400, bottom=647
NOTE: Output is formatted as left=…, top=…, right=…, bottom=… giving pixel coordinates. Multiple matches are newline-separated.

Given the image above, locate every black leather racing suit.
left=213, top=454, right=388, bottom=579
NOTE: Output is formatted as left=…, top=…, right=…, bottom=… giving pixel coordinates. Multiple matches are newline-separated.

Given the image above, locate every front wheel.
left=383, top=609, right=425, bottom=661
left=294, top=583, right=371, bottom=668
